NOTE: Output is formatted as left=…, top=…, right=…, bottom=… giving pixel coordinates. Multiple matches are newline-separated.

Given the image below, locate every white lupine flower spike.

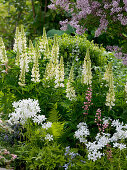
left=0, top=37, right=8, bottom=64
left=31, top=43, right=40, bottom=83
left=55, top=56, right=64, bottom=88
left=105, top=63, right=115, bottom=109
left=66, top=66, right=76, bottom=100
left=39, top=27, right=48, bottom=53
left=81, top=49, right=92, bottom=85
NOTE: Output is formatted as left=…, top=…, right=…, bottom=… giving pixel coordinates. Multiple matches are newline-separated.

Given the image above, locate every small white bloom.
left=33, top=115, right=47, bottom=125
left=113, top=142, right=126, bottom=150
left=42, top=122, right=52, bottom=129
left=45, top=133, right=53, bottom=141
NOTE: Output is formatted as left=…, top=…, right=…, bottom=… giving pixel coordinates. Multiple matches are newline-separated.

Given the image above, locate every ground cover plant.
left=0, top=26, right=127, bottom=169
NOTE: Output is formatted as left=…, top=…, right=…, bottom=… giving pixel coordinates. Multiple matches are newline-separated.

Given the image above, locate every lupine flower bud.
left=0, top=37, right=8, bottom=63
left=39, top=27, right=48, bottom=53
left=66, top=66, right=76, bottom=100
left=81, top=49, right=92, bottom=85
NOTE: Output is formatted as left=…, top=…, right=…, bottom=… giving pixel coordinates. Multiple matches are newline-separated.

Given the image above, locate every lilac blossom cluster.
left=106, top=45, right=127, bottom=65
left=48, top=0, right=127, bottom=36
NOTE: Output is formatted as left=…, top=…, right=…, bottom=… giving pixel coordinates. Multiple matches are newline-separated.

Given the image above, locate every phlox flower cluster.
left=8, top=98, right=45, bottom=125
left=74, top=117, right=127, bottom=161
left=0, top=37, right=8, bottom=64
left=66, top=66, right=76, bottom=101
left=8, top=99, right=53, bottom=142
left=82, top=86, right=93, bottom=115
left=74, top=122, right=90, bottom=143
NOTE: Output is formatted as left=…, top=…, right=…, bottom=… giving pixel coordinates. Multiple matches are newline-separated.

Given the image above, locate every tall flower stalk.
left=43, top=60, right=55, bottom=84
left=82, top=86, right=93, bottom=116
left=104, top=63, right=115, bottom=109
left=54, top=56, right=64, bottom=88
left=66, top=66, right=76, bottom=100
left=51, top=35, right=59, bottom=65
left=0, top=37, right=8, bottom=64
left=13, top=25, right=27, bottom=53
left=39, top=27, right=48, bottom=53
left=31, top=43, right=40, bottom=83
left=81, top=49, right=92, bottom=85
left=18, top=57, right=26, bottom=86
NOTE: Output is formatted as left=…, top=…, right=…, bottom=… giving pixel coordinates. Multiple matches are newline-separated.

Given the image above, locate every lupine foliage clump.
left=0, top=26, right=127, bottom=169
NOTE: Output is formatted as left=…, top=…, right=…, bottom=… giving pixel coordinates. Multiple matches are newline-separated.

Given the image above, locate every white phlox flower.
left=42, top=122, right=52, bottom=129
left=74, top=119, right=127, bottom=162
left=74, top=122, right=89, bottom=143
left=45, top=133, right=53, bottom=141
left=32, top=115, right=47, bottom=125
left=113, top=142, right=126, bottom=150
left=8, top=99, right=41, bottom=125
